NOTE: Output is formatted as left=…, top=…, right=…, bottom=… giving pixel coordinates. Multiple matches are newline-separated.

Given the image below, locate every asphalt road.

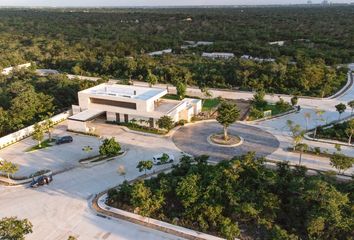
left=172, top=121, right=280, bottom=161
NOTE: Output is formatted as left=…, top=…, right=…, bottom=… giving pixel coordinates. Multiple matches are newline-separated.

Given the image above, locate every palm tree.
left=296, top=143, right=308, bottom=165
left=44, top=119, right=55, bottom=141
left=304, top=112, right=311, bottom=131
left=313, top=109, right=325, bottom=139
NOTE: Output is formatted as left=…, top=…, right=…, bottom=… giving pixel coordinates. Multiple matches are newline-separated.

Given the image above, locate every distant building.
left=148, top=49, right=172, bottom=56
left=202, top=52, right=235, bottom=59
left=68, top=83, right=202, bottom=133
left=36, top=69, right=59, bottom=76
left=181, top=41, right=214, bottom=49
left=269, top=41, right=285, bottom=46
left=1, top=63, right=31, bottom=75
left=240, top=55, right=275, bottom=63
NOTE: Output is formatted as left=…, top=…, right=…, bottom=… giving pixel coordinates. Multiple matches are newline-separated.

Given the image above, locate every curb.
left=93, top=194, right=224, bottom=240
left=91, top=168, right=227, bottom=240
left=80, top=151, right=128, bottom=167
left=304, top=133, right=354, bottom=148
left=207, top=135, right=244, bottom=148
left=0, top=170, right=53, bottom=186
left=246, top=108, right=297, bottom=123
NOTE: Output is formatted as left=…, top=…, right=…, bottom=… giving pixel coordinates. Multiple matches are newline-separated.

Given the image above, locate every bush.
left=275, top=97, right=291, bottom=112
left=248, top=106, right=264, bottom=120
left=99, top=138, right=121, bottom=157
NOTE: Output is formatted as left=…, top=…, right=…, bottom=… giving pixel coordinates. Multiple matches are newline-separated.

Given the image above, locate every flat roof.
left=154, top=99, right=182, bottom=114
left=68, top=109, right=105, bottom=122
left=83, top=83, right=166, bottom=101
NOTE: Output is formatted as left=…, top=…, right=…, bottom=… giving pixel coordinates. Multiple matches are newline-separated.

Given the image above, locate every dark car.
left=55, top=136, right=73, bottom=145
left=30, top=175, right=53, bottom=188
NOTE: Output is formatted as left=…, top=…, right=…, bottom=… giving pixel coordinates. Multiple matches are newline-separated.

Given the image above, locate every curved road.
left=173, top=121, right=279, bottom=161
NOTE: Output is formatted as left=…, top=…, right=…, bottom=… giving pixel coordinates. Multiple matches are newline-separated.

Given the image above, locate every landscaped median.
left=93, top=193, right=224, bottom=240
left=304, top=118, right=354, bottom=147
left=91, top=164, right=226, bottom=240
left=0, top=169, right=52, bottom=186
left=91, top=154, right=353, bottom=240
left=79, top=151, right=126, bottom=166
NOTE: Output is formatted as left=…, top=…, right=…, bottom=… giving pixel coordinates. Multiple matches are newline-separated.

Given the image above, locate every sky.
left=0, top=0, right=352, bottom=7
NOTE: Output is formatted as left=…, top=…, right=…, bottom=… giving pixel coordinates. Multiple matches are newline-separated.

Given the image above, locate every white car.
left=152, top=153, right=174, bottom=165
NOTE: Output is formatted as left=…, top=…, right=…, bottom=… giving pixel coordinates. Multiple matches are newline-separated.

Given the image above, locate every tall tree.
left=176, top=82, right=186, bottom=100
left=43, top=119, right=55, bottom=141
left=345, top=119, right=354, bottom=144
left=216, top=100, right=240, bottom=140
left=32, top=123, right=44, bottom=147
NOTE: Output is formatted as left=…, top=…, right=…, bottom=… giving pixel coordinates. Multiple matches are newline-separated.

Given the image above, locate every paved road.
left=173, top=121, right=279, bottom=161
left=0, top=125, right=185, bottom=240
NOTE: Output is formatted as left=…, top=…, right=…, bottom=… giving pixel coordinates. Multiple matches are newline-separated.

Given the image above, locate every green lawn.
left=262, top=104, right=292, bottom=116
left=163, top=95, right=220, bottom=111
left=26, top=139, right=55, bottom=152
left=162, top=94, right=180, bottom=100
left=202, top=98, right=221, bottom=111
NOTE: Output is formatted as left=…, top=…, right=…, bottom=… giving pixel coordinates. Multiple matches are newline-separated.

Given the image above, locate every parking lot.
left=0, top=123, right=101, bottom=178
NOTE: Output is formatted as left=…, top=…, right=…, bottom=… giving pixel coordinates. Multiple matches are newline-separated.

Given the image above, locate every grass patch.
left=26, top=139, right=55, bottom=152
left=262, top=103, right=292, bottom=116
left=79, top=152, right=125, bottom=163
left=202, top=98, right=221, bottom=111
left=162, top=94, right=180, bottom=100
left=248, top=103, right=293, bottom=121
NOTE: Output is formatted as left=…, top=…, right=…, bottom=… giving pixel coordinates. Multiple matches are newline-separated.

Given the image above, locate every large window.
left=90, top=98, right=137, bottom=110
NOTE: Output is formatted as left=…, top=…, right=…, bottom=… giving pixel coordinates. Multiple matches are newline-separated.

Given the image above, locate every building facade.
left=68, top=83, right=202, bottom=132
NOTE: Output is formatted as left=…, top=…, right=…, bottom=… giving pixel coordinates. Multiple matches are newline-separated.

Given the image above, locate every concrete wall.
left=0, top=111, right=71, bottom=150
left=67, top=120, right=88, bottom=132
left=106, top=112, right=117, bottom=122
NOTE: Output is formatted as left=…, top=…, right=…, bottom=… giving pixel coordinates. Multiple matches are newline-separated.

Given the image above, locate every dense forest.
left=0, top=7, right=353, bottom=96
left=107, top=153, right=354, bottom=240
left=0, top=69, right=100, bottom=136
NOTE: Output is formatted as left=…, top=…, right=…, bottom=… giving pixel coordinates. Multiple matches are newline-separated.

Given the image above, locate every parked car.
left=152, top=153, right=174, bottom=165
left=55, top=136, right=73, bottom=145
left=0, top=157, right=4, bottom=166
left=30, top=175, right=53, bottom=188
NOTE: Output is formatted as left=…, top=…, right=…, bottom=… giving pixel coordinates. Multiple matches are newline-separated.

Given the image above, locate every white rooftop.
left=68, top=109, right=104, bottom=121
left=83, top=83, right=167, bottom=101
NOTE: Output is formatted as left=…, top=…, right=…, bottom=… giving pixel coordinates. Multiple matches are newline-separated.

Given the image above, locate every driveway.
left=0, top=123, right=183, bottom=240
left=0, top=123, right=101, bottom=178
left=172, top=121, right=280, bottom=161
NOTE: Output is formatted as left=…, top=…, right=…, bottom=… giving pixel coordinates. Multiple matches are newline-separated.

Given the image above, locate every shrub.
left=249, top=106, right=264, bottom=120
left=99, top=138, right=121, bottom=157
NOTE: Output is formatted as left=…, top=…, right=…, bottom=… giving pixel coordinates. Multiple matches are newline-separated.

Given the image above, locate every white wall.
left=67, top=120, right=88, bottom=132
left=0, top=111, right=71, bottom=149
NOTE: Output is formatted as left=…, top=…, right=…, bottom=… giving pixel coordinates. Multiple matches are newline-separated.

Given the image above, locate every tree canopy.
left=108, top=153, right=354, bottom=240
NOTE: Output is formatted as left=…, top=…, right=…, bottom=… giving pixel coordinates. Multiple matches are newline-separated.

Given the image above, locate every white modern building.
left=68, top=83, right=202, bottom=132
left=202, top=52, right=235, bottom=59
